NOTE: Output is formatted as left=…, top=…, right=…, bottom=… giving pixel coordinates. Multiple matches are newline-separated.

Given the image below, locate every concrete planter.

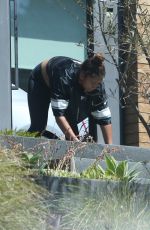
left=0, top=135, right=150, bottom=161
left=36, top=175, right=150, bottom=201
left=1, top=135, right=150, bottom=177
left=1, top=134, right=150, bottom=198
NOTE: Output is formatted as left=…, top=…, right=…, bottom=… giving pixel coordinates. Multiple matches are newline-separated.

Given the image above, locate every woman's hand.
left=55, top=116, right=79, bottom=141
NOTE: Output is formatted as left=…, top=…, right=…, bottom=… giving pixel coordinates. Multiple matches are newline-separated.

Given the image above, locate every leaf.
left=21, top=152, right=41, bottom=166
left=80, top=163, right=105, bottom=179
left=22, top=153, right=34, bottom=162
left=105, top=168, right=115, bottom=176
left=97, top=164, right=105, bottom=175
left=92, top=169, right=97, bottom=178
left=104, top=154, right=117, bottom=173
left=29, top=155, right=39, bottom=164
left=126, top=169, right=139, bottom=182
left=116, top=161, right=128, bottom=179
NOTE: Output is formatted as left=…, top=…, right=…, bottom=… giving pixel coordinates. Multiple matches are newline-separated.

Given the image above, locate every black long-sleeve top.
left=46, top=56, right=111, bottom=126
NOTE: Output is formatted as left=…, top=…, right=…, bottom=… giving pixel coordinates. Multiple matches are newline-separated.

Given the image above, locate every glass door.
left=10, top=0, right=87, bottom=131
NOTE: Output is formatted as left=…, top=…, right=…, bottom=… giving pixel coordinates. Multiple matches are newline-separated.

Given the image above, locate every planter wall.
left=0, top=135, right=150, bottom=179
left=36, top=175, right=150, bottom=201
left=0, top=135, right=150, bottom=162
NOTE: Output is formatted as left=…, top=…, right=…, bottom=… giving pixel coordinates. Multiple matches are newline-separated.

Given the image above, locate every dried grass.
left=0, top=146, right=55, bottom=230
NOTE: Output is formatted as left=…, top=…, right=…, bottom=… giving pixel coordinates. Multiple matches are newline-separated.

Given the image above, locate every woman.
left=27, top=53, right=112, bottom=143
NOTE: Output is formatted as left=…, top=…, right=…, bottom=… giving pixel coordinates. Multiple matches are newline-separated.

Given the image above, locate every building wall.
left=124, top=0, right=150, bottom=147
left=137, top=60, right=150, bottom=147
left=138, top=0, right=150, bottom=148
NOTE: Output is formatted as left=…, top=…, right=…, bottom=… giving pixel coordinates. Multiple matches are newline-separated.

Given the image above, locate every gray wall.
left=93, top=0, right=120, bottom=144
left=0, top=0, right=12, bottom=130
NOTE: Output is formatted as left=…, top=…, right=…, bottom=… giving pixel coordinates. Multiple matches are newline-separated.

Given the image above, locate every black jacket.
left=46, top=56, right=111, bottom=127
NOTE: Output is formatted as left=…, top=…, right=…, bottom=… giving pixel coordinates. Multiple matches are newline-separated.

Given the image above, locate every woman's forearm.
left=100, top=124, right=112, bottom=144
left=55, top=116, right=79, bottom=141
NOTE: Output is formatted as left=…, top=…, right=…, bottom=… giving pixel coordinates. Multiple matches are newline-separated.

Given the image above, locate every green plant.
left=81, top=154, right=138, bottom=182
left=0, top=128, right=39, bottom=137
left=80, top=163, right=105, bottom=179
left=58, top=191, right=150, bottom=230
left=38, top=153, right=138, bottom=183
left=21, top=151, right=42, bottom=168
left=104, top=154, right=138, bottom=182
left=40, top=168, right=80, bottom=178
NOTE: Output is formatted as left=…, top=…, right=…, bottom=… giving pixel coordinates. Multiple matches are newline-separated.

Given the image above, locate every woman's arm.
left=100, top=123, right=112, bottom=144
left=55, top=116, right=79, bottom=141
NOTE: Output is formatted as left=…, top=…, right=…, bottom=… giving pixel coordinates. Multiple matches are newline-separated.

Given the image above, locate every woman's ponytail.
left=90, top=53, right=105, bottom=66
left=80, top=53, right=105, bottom=78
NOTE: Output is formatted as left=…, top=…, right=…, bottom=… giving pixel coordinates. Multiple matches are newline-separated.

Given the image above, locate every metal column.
left=0, top=0, right=12, bottom=130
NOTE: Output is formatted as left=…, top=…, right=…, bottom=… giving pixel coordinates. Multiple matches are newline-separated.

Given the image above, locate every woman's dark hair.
left=80, top=53, right=105, bottom=79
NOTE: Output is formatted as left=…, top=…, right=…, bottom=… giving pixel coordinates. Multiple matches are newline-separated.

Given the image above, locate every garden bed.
left=1, top=134, right=150, bottom=229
